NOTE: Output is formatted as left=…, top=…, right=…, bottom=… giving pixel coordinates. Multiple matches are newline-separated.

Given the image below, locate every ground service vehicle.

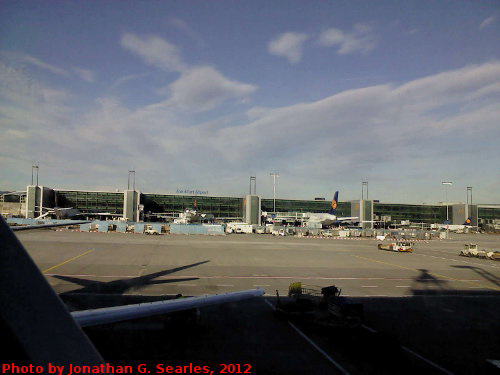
left=378, top=241, right=414, bottom=252
left=274, top=282, right=363, bottom=328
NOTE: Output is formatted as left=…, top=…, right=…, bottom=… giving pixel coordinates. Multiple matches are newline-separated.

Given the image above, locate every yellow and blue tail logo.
left=464, top=217, right=472, bottom=225
left=329, top=191, right=339, bottom=215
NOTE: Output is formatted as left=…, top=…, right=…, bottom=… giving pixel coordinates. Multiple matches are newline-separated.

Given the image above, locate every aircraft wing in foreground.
left=0, top=216, right=264, bottom=363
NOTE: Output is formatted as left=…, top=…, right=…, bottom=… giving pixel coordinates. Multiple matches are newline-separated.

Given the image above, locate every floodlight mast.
left=270, top=173, right=279, bottom=214
left=442, top=181, right=453, bottom=222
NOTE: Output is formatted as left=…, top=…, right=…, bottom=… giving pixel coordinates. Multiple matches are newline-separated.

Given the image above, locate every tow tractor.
left=377, top=241, right=414, bottom=252
left=274, top=282, right=363, bottom=328
left=460, top=244, right=500, bottom=260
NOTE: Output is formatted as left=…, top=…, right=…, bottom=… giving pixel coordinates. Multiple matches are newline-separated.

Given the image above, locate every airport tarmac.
left=15, top=230, right=500, bottom=374
left=18, top=230, right=500, bottom=297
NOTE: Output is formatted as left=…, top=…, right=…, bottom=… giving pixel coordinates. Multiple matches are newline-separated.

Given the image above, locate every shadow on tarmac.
left=55, top=260, right=209, bottom=295
left=451, top=264, right=500, bottom=287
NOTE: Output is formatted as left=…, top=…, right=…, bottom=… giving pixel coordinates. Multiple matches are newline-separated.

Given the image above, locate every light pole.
left=466, top=186, right=472, bottom=206
left=32, top=164, right=39, bottom=186
left=249, top=175, right=256, bottom=195
left=128, top=170, right=136, bottom=191
left=467, top=186, right=473, bottom=223
left=270, top=173, right=279, bottom=213
left=442, top=181, right=452, bottom=223
left=362, top=181, right=368, bottom=200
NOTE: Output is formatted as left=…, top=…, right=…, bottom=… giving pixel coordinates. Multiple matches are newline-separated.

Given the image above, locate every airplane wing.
left=336, top=217, right=359, bottom=222
left=0, top=216, right=265, bottom=361
left=72, top=289, right=264, bottom=327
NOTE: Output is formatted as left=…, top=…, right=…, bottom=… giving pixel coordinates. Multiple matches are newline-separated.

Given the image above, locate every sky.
left=0, top=0, right=499, bottom=204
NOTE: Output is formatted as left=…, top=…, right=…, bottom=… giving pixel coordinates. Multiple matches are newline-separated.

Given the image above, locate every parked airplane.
left=307, top=191, right=358, bottom=226
left=39, top=206, right=122, bottom=220
left=173, top=209, right=214, bottom=224
left=435, top=218, right=474, bottom=232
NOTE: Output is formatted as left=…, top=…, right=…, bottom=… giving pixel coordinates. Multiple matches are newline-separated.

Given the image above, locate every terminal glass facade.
left=142, top=194, right=244, bottom=219
left=261, top=199, right=350, bottom=216
left=55, top=190, right=123, bottom=214
left=478, top=207, right=500, bottom=221
left=373, top=203, right=446, bottom=224
left=50, top=189, right=500, bottom=224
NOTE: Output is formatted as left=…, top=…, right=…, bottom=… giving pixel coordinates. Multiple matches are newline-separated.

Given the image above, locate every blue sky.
left=1, top=0, right=499, bottom=204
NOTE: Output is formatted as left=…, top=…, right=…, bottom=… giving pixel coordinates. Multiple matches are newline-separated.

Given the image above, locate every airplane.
left=307, top=191, right=358, bottom=227
left=435, top=218, right=475, bottom=232
left=0, top=216, right=264, bottom=364
left=173, top=209, right=214, bottom=224
left=39, top=206, right=122, bottom=220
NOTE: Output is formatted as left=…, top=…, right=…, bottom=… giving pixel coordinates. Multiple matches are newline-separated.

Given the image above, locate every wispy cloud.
left=121, top=33, right=187, bottom=72
left=167, top=66, right=256, bottom=111
left=2, top=59, right=498, bottom=201
left=479, top=16, right=496, bottom=30
left=121, top=33, right=257, bottom=111
left=72, top=67, right=95, bottom=82
left=0, top=51, right=69, bottom=77
left=268, top=32, right=309, bottom=64
left=169, top=17, right=206, bottom=48
left=317, top=24, right=377, bottom=55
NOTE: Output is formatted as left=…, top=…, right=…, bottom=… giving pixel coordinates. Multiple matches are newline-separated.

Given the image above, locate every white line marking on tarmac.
left=362, top=325, right=454, bottom=374
left=396, top=286, right=410, bottom=288
left=177, top=284, right=196, bottom=287
left=361, top=324, right=377, bottom=333
left=263, top=300, right=350, bottom=375
left=253, top=284, right=271, bottom=287
left=401, top=346, right=454, bottom=375
left=287, top=321, right=351, bottom=375
left=361, top=285, right=378, bottom=288
left=48, top=274, right=458, bottom=281
left=413, top=252, right=499, bottom=269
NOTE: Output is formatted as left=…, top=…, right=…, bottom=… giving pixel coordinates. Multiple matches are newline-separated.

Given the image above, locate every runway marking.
left=263, top=300, right=350, bottom=375
left=44, top=273, right=480, bottom=282
left=353, top=255, right=500, bottom=291
left=401, top=346, right=454, bottom=375
left=42, top=249, right=94, bottom=273
left=414, top=252, right=499, bottom=269
left=362, top=324, right=454, bottom=374
left=361, top=285, right=378, bottom=288
left=396, top=285, right=410, bottom=288
left=361, top=324, right=377, bottom=333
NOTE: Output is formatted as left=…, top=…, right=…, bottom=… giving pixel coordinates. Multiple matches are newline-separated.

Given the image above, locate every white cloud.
left=169, top=17, right=206, bottom=48
left=1, top=59, right=499, bottom=202
left=0, top=51, right=69, bottom=77
left=120, top=33, right=186, bottom=72
left=479, top=16, right=496, bottom=30
left=268, top=32, right=309, bottom=64
left=168, top=66, right=257, bottom=111
left=318, top=24, right=377, bottom=55
left=72, top=67, right=95, bottom=82
left=120, top=33, right=257, bottom=111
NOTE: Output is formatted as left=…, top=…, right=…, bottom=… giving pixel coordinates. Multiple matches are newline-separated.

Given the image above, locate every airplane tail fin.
left=328, top=191, right=339, bottom=215
left=464, top=217, right=472, bottom=225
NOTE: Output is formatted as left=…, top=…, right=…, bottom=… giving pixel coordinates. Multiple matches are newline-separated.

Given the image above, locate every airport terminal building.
left=2, top=185, right=500, bottom=229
